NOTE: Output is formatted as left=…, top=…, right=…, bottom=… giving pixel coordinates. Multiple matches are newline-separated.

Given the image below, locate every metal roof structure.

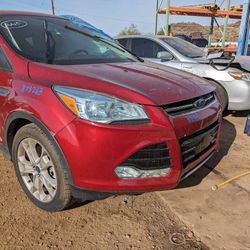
left=155, top=1, right=243, bottom=48
left=158, top=6, right=242, bottom=19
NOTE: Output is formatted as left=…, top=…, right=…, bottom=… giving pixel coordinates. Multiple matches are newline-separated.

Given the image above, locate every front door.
left=0, top=46, right=13, bottom=144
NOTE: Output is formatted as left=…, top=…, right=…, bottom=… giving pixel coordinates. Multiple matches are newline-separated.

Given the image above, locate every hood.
left=235, top=56, right=250, bottom=72
left=28, top=61, right=214, bottom=106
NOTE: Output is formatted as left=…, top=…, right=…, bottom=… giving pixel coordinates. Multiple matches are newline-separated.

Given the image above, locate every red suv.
left=0, top=12, right=221, bottom=211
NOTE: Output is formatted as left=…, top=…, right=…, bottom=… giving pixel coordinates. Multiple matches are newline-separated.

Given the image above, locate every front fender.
left=4, top=111, right=75, bottom=185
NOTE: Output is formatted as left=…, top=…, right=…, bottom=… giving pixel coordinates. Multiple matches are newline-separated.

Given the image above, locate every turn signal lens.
left=58, top=93, right=79, bottom=116
left=228, top=71, right=242, bottom=80
left=228, top=71, right=250, bottom=81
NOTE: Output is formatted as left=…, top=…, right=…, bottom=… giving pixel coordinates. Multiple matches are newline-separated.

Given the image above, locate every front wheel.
left=12, top=123, right=72, bottom=211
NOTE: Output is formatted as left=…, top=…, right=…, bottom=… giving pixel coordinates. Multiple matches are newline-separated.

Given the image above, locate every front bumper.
left=55, top=101, right=221, bottom=193
left=219, top=79, right=250, bottom=110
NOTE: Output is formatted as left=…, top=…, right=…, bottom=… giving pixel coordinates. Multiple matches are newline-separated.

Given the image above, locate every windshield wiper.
left=65, top=24, right=144, bottom=62
left=44, top=20, right=55, bottom=64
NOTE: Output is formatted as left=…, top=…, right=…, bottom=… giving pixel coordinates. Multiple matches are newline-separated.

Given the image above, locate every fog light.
left=115, top=166, right=170, bottom=179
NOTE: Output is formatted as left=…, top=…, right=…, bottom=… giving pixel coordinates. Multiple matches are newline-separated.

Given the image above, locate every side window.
left=0, top=47, right=12, bottom=72
left=131, top=38, right=166, bottom=58
left=117, top=38, right=129, bottom=48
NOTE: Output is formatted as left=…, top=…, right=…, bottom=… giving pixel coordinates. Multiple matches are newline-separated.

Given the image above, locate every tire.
left=207, top=80, right=228, bottom=112
left=12, top=123, right=72, bottom=211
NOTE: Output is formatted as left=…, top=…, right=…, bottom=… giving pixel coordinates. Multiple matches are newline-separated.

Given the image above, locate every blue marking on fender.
left=21, top=85, right=43, bottom=96
left=186, top=113, right=199, bottom=123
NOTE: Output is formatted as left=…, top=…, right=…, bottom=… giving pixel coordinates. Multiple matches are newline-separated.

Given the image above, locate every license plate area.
left=180, top=122, right=219, bottom=167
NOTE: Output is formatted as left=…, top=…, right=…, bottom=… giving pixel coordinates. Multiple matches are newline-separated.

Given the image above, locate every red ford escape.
left=0, top=11, right=221, bottom=211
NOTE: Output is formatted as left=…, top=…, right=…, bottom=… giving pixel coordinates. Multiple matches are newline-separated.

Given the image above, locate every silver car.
left=116, top=35, right=250, bottom=111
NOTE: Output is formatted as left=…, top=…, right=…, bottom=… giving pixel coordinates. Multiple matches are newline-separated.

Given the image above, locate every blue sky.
left=0, top=0, right=242, bottom=36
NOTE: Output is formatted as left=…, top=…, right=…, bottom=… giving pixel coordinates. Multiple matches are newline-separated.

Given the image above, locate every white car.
left=116, top=35, right=250, bottom=111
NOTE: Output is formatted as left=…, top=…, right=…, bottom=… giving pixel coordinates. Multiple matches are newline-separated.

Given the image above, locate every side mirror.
left=157, top=51, right=174, bottom=62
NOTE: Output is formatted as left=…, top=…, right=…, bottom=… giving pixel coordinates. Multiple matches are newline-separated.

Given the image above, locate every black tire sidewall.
left=12, top=124, right=71, bottom=211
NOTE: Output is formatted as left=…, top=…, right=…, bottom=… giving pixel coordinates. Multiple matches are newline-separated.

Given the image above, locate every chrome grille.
left=162, top=92, right=215, bottom=116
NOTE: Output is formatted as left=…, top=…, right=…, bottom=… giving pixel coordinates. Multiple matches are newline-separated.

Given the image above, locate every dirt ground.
left=0, top=114, right=248, bottom=250
left=159, top=113, right=250, bottom=250
left=0, top=158, right=206, bottom=249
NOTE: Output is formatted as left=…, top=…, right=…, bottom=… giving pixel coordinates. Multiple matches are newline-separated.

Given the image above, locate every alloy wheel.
left=17, top=138, right=57, bottom=203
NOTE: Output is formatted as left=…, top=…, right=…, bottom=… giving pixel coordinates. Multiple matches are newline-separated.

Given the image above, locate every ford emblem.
left=194, top=98, right=206, bottom=109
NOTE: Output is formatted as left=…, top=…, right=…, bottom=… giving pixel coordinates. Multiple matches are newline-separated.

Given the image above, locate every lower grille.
left=121, top=143, right=171, bottom=170
left=180, top=122, right=219, bottom=167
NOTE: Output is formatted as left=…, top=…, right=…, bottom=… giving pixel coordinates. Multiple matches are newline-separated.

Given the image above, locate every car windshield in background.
left=0, top=16, right=136, bottom=65
left=161, top=37, right=204, bottom=58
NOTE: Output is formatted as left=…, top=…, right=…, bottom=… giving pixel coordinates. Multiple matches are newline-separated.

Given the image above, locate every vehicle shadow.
left=231, top=110, right=250, bottom=117
left=176, top=118, right=237, bottom=189
left=67, top=200, right=94, bottom=210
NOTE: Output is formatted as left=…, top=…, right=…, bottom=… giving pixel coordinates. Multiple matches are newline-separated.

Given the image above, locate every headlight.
left=229, top=71, right=250, bottom=81
left=53, top=86, right=149, bottom=124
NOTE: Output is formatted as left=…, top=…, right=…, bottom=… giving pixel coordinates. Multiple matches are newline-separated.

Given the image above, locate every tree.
left=118, top=24, right=141, bottom=36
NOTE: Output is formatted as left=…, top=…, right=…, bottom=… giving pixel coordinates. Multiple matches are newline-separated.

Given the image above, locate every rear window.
left=0, top=16, right=137, bottom=65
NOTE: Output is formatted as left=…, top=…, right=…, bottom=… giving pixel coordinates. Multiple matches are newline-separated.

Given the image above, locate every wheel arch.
left=203, top=77, right=229, bottom=110
left=4, top=111, right=74, bottom=185
left=203, top=77, right=228, bottom=94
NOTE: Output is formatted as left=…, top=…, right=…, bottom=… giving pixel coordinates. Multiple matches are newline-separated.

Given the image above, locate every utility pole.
left=155, top=0, right=159, bottom=35
left=51, top=0, right=55, bottom=15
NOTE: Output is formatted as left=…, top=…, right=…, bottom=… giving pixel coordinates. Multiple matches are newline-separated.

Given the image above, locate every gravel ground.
left=0, top=153, right=207, bottom=250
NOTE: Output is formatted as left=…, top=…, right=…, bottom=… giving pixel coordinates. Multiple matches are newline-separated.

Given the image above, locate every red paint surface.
left=0, top=12, right=221, bottom=192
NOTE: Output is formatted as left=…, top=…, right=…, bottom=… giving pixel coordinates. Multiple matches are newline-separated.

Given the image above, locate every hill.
left=170, top=21, right=241, bottom=42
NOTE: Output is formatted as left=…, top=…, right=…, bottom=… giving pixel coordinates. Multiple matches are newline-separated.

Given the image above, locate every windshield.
left=160, top=37, right=204, bottom=58
left=0, top=16, right=136, bottom=65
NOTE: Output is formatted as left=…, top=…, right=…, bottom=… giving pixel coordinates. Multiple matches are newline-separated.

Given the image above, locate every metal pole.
left=155, top=0, right=159, bottom=35
left=208, top=0, right=216, bottom=46
left=208, top=16, right=215, bottom=46
left=221, top=0, right=231, bottom=48
left=237, top=0, right=250, bottom=55
left=51, top=0, right=55, bottom=15
left=165, top=0, right=170, bottom=36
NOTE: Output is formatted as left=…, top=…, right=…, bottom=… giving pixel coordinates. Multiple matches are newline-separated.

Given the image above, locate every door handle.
left=182, top=65, right=192, bottom=69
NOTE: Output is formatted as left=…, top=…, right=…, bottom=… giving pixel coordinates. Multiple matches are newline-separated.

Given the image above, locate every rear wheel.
left=12, top=123, right=72, bottom=211
left=207, top=79, right=228, bottom=112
